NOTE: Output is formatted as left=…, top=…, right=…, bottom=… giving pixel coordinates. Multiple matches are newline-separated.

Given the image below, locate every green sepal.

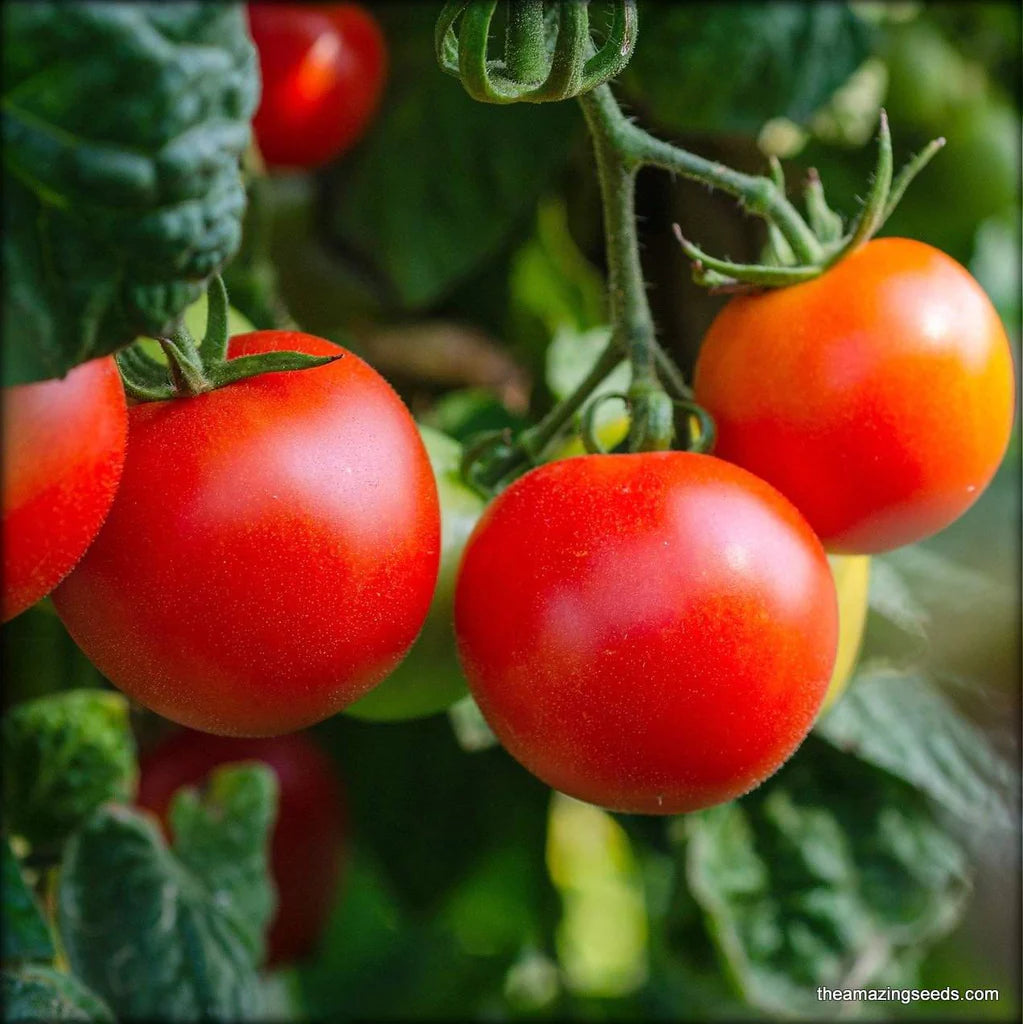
left=118, top=277, right=340, bottom=403
left=674, top=224, right=820, bottom=288
left=803, top=168, right=844, bottom=244
left=206, top=351, right=341, bottom=389
left=822, top=109, right=894, bottom=266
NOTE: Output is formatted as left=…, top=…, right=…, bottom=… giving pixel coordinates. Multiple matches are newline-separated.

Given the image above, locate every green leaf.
left=324, top=63, right=580, bottom=309
left=2, top=690, right=136, bottom=851
left=815, top=666, right=1017, bottom=837
left=622, top=3, right=874, bottom=135
left=2, top=964, right=113, bottom=1023
left=506, top=198, right=607, bottom=363
left=2, top=2, right=258, bottom=385
left=58, top=765, right=277, bottom=1021
left=682, top=739, right=970, bottom=1017
left=1, top=836, right=55, bottom=963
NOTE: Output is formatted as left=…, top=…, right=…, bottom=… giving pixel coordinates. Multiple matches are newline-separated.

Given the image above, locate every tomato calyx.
left=115, top=277, right=339, bottom=403
left=674, top=111, right=947, bottom=294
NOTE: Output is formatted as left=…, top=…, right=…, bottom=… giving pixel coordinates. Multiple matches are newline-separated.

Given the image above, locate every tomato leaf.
left=2, top=964, right=114, bottom=1023
left=57, top=765, right=277, bottom=1020
left=322, top=7, right=580, bottom=309
left=622, top=3, right=874, bottom=135
left=1, top=837, right=55, bottom=963
left=681, top=738, right=970, bottom=1017
left=2, top=690, right=136, bottom=852
left=1, top=2, right=258, bottom=385
left=815, top=666, right=1017, bottom=838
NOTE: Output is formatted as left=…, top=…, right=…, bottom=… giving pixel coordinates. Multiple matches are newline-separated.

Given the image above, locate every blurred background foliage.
left=3, top=2, right=1020, bottom=1020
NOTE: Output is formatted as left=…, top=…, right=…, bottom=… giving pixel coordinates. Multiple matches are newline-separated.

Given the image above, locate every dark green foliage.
left=622, top=3, right=874, bottom=134
left=682, top=739, right=971, bottom=1016
left=2, top=965, right=114, bottom=1023
left=58, top=765, right=276, bottom=1021
left=1, top=837, right=54, bottom=963
left=1, top=2, right=258, bottom=384
left=2, top=690, right=136, bottom=851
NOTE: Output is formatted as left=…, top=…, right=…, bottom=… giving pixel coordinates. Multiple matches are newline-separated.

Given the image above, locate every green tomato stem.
left=578, top=85, right=673, bottom=452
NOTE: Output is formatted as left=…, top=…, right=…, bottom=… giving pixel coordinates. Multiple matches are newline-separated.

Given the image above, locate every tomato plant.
left=137, top=729, right=346, bottom=967
left=346, top=425, right=484, bottom=721
left=3, top=5, right=1018, bottom=1020
left=248, top=3, right=386, bottom=170
left=454, top=452, right=838, bottom=815
left=53, top=332, right=440, bottom=737
left=2, top=357, right=127, bottom=622
left=694, top=238, right=1015, bottom=554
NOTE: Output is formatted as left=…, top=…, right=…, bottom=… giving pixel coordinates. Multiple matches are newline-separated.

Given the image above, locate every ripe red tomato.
left=454, top=452, right=838, bottom=815
left=248, top=3, right=386, bottom=170
left=694, top=238, right=1015, bottom=554
left=137, top=729, right=346, bottom=967
left=53, top=332, right=440, bottom=736
left=2, top=357, right=127, bottom=622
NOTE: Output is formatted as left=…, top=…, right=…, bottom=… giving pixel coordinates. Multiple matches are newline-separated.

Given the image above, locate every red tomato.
left=2, top=357, right=127, bottom=622
left=53, top=332, right=440, bottom=736
left=248, top=3, right=386, bottom=170
left=454, top=452, right=838, bottom=815
left=694, top=238, right=1015, bottom=554
left=137, top=729, right=346, bottom=966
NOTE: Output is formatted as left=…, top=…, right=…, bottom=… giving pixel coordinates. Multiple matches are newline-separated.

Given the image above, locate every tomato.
left=822, top=554, right=870, bottom=712
left=694, top=238, right=1015, bottom=554
left=53, top=332, right=440, bottom=737
left=454, top=452, right=838, bottom=815
left=137, top=729, right=346, bottom=966
left=248, top=3, right=386, bottom=170
left=346, top=425, right=484, bottom=721
left=2, top=358, right=127, bottom=622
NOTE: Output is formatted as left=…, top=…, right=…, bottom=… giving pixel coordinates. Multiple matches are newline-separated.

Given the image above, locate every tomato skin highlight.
left=137, top=729, right=346, bottom=967
left=694, top=238, right=1015, bottom=554
left=454, top=452, right=838, bottom=815
left=54, top=332, right=440, bottom=737
left=2, top=357, right=127, bottom=622
left=248, top=3, right=386, bottom=170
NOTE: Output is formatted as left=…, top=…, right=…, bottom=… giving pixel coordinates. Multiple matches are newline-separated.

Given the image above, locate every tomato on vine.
left=454, top=452, right=838, bottom=815
left=2, top=357, right=127, bottom=622
left=138, top=729, right=346, bottom=966
left=694, top=238, right=1015, bottom=554
left=54, top=331, right=440, bottom=737
left=248, top=3, right=386, bottom=170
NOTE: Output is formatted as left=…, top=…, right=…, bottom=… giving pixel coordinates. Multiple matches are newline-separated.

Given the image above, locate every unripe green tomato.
left=346, top=425, right=485, bottom=721
left=820, top=554, right=870, bottom=712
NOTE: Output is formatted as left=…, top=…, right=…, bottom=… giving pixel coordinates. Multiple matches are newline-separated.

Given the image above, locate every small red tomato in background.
left=138, top=729, right=346, bottom=967
left=694, top=238, right=1015, bottom=554
left=54, top=332, right=440, bottom=737
left=454, top=452, right=838, bottom=815
left=248, top=3, right=386, bottom=170
left=2, top=357, right=127, bottom=622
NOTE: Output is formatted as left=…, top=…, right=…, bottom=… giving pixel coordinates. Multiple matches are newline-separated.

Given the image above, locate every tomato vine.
left=443, top=2, right=946, bottom=497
